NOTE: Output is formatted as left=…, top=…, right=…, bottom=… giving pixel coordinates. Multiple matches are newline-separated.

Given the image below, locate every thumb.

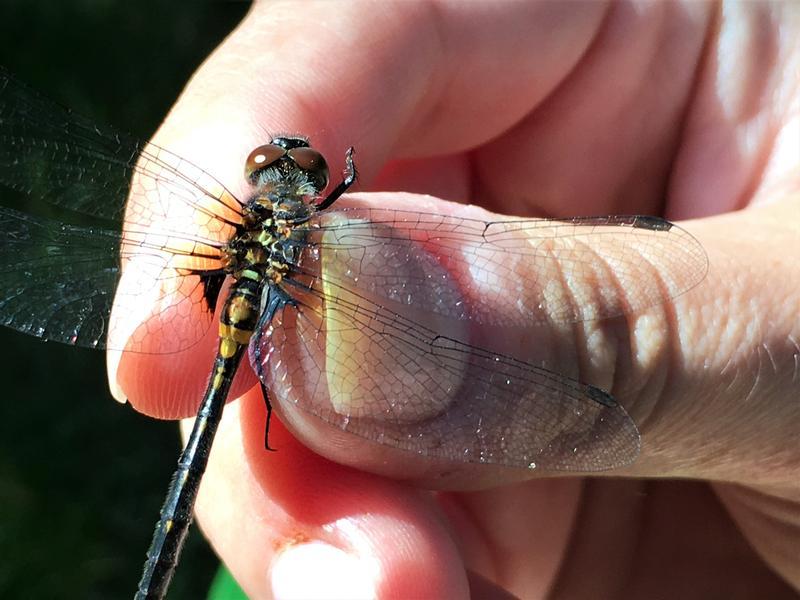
left=626, top=197, right=799, bottom=487
left=232, top=188, right=694, bottom=485
left=259, top=192, right=798, bottom=490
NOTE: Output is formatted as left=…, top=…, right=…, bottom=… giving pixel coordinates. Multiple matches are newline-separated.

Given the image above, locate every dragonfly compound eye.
left=287, top=146, right=330, bottom=191
left=245, top=144, right=287, bottom=183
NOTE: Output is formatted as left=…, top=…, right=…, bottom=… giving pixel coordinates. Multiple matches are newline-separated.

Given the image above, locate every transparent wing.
left=0, top=207, right=227, bottom=351
left=0, top=67, right=242, bottom=352
left=0, top=66, right=243, bottom=226
left=0, top=207, right=121, bottom=347
left=249, top=208, right=706, bottom=469
left=306, top=208, right=708, bottom=326
left=253, top=274, right=640, bottom=471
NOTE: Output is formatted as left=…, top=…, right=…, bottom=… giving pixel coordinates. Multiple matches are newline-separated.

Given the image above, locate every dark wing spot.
left=586, top=384, right=617, bottom=407
left=632, top=216, right=673, bottom=231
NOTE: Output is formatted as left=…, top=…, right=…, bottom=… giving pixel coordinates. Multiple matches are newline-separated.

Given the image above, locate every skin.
left=110, top=1, right=800, bottom=598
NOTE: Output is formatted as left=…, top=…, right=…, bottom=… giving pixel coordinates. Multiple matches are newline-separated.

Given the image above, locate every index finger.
left=110, top=0, right=606, bottom=415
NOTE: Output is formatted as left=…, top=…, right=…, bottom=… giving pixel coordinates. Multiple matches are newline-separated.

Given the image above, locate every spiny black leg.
left=252, top=288, right=290, bottom=453
left=316, top=146, right=357, bottom=210
left=260, top=382, right=277, bottom=452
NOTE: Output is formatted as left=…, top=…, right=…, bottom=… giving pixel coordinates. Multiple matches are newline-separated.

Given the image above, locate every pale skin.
left=110, top=2, right=800, bottom=598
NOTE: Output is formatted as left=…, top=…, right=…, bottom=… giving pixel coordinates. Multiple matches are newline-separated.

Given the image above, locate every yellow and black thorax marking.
left=217, top=192, right=312, bottom=357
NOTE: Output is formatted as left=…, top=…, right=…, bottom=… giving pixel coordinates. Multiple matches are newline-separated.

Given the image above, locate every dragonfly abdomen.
left=218, top=277, right=263, bottom=355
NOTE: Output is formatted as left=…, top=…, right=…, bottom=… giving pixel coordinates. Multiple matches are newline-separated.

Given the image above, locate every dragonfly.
left=0, top=66, right=708, bottom=599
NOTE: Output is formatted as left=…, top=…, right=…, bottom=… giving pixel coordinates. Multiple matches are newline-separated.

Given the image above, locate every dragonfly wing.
left=0, top=66, right=244, bottom=226
left=310, top=208, right=708, bottom=327
left=0, top=67, right=240, bottom=352
left=251, top=274, right=640, bottom=471
left=0, top=207, right=122, bottom=348
left=246, top=208, right=710, bottom=469
left=0, top=206, right=227, bottom=352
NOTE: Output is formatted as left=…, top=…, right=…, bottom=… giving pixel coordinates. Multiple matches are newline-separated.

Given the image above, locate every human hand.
left=114, top=2, right=800, bottom=598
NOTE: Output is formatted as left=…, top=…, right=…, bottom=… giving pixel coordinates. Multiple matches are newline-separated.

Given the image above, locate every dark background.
left=0, top=1, right=249, bottom=598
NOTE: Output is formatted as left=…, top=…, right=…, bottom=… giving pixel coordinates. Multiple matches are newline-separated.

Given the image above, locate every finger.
left=668, top=2, right=800, bottom=219
left=471, top=2, right=713, bottom=217
left=190, top=388, right=470, bottom=599
left=276, top=186, right=686, bottom=486
left=133, top=1, right=613, bottom=203
left=252, top=191, right=798, bottom=490
left=626, top=197, right=800, bottom=486
left=109, top=0, right=606, bottom=415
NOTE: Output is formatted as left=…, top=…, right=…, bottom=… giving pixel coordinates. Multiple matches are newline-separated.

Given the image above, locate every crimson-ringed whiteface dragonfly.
left=0, top=66, right=708, bottom=599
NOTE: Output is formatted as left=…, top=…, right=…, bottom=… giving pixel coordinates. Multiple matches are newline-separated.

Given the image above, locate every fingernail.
left=271, top=542, right=377, bottom=600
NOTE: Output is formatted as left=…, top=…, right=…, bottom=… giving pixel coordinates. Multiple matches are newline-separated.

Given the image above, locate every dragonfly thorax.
left=223, top=196, right=310, bottom=286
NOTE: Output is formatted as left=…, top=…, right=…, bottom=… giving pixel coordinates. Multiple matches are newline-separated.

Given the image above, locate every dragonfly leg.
left=316, top=146, right=357, bottom=210
left=260, top=382, right=277, bottom=452
left=253, top=286, right=297, bottom=452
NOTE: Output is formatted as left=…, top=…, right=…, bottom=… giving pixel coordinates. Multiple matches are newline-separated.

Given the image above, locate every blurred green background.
left=0, top=1, right=249, bottom=598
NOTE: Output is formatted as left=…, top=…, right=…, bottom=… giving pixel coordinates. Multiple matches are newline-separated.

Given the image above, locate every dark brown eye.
left=288, top=146, right=329, bottom=189
left=244, top=144, right=286, bottom=182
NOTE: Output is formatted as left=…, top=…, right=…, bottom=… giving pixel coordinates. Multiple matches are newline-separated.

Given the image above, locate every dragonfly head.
left=245, top=136, right=330, bottom=194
